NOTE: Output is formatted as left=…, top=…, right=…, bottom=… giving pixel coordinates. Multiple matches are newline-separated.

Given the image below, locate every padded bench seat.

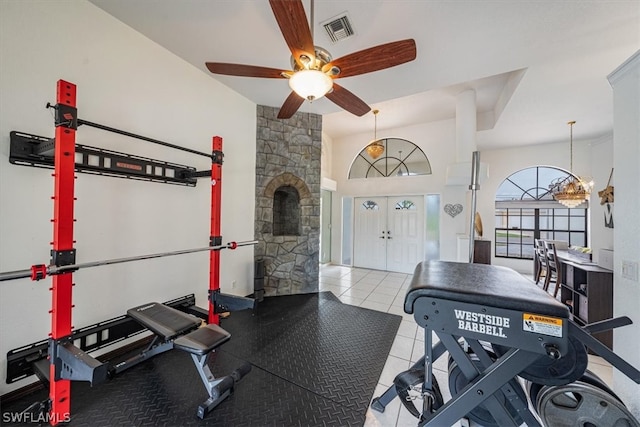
left=175, top=324, right=230, bottom=356
left=127, top=302, right=230, bottom=356
left=405, top=261, right=570, bottom=319
left=127, top=302, right=202, bottom=340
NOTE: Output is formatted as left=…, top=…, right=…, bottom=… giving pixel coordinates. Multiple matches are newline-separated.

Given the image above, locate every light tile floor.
left=319, top=264, right=614, bottom=427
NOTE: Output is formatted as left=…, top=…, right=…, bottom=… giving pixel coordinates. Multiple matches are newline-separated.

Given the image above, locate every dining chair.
left=534, top=239, right=547, bottom=284
left=543, top=240, right=562, bottom=298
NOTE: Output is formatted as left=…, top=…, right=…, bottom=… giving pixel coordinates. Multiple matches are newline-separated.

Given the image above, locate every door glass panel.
left=425, top=194, right=440, bottom=261
left=320, top=189, right=332, bottom=264
left=341, top=197, right=353, bottom=265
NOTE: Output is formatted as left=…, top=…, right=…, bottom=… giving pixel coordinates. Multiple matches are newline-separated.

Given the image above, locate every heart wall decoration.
left=444, top=203, right=463, bottom=218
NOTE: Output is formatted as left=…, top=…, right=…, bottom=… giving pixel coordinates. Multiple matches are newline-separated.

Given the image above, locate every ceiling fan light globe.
left=288, top=70, right=333, bottom=101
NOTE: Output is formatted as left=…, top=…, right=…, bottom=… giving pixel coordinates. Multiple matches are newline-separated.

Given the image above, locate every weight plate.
left=579, top=369, right=622, bottom=403
left=536, top=381, right=640, bottom=427
left=526, top=369, right=621, bottom=413
left=526, top=380, right=544, bottom=410
left=493, top=335, right=588, bottom=385
left=448, top=354, right=527, bottom=427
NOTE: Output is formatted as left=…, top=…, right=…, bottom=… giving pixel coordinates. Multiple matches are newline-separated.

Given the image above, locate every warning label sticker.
left=522, top=313, right=563, bottom=337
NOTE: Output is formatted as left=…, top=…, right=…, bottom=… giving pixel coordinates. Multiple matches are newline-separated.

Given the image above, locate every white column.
left=456, top=89, right=477, bottom=162
left=447, top=89, right=485, bottom=185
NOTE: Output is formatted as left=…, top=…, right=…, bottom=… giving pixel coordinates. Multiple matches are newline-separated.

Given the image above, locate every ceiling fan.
left=205, top=0, right=417, bottom=119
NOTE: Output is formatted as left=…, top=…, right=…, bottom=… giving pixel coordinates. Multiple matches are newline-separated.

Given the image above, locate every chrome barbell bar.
left=0, top=240, right=258, bottom=282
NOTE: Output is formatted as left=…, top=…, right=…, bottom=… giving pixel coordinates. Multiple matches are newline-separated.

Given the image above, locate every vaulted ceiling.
left=89, top=0, right=639, bottom=150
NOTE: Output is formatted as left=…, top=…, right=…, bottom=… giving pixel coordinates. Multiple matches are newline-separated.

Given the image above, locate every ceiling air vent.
left=322, top=13, right=355, bottom=43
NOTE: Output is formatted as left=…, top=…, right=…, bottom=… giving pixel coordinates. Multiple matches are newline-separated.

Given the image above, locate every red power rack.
left=49, top=79, right=77, bottom=425
left=43, top=80, right=227, bottom=424
left=209, top=136, right=223, bottom=325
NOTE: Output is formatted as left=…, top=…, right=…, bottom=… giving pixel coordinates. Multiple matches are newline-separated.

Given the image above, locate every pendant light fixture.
left=550, top=121, right=594, bottom=208
left=366, top=109, right=384, bottom=159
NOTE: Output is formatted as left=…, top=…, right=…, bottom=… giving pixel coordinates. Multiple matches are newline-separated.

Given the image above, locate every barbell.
left=0, top=240, right=258, bottom=282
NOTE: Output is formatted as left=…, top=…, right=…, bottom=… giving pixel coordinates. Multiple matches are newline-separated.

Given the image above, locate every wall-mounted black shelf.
left=9, top=131, right=198, bottom=186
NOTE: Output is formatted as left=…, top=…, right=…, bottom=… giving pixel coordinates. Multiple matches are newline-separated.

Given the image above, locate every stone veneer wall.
left=255, top=105, right=321, bottom=295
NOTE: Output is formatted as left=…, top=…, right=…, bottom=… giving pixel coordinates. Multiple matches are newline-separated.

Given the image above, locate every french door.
left=353, top=196, right=424, bottom=273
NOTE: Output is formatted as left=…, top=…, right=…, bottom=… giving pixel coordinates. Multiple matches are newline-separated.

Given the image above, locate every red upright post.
left=209, top=136, right=223, bottom=325
left=49, top=80, right=77, bottom=425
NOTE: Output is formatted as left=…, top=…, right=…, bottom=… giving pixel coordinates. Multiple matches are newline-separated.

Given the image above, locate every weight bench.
left=371, top=261, right=640, bottom=426
left=126, top=302, right=250, bottom=419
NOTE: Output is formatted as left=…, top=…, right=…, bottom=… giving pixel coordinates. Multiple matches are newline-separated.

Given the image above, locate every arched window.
left=495, top=166, right=588, bottom=259
left=348, top=138, right=432, bottom=179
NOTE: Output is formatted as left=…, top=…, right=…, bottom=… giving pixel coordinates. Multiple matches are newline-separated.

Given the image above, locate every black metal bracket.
left=209, top=289, right=256, bottom=314
left=210, top=236, right=223, bottom=247
left=212, top=150, right=224, bottom=165
left=9, top=131, right=197, bottom=187
left=51, top=103, right=78, bottom=130
left=50, top=339, right=109, bottom=385
left=50, top=249, right=76, bottom=267
left=186, top=170, right=212, bottom=178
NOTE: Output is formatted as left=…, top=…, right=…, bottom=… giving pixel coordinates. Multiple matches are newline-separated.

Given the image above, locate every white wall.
left=590, top=136, right=615, bottom=256
left=321, top=131, right=333, bottom=181
left=608, top=50, right=640, bottom=418
left=0, top=0, right=256, bottom=395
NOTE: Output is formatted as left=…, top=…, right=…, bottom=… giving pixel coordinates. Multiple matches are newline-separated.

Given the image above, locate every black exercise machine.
left=372, top=261, right=640, bottom=426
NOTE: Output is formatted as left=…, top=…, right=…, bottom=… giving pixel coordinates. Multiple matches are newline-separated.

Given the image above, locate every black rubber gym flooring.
left=2, top=291, right=402, bottom=426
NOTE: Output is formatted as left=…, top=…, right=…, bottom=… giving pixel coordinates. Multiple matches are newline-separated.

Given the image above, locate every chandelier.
left=366, top=110, right=384, bottom=159
left=550, top=121, right=593, bottom=208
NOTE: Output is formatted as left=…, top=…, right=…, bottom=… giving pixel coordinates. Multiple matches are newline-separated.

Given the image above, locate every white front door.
left=386, top=197, right=424, bottom=273
left=353, top=196, right=424, bottom=273
left=353, top=197, right=388, bottom=270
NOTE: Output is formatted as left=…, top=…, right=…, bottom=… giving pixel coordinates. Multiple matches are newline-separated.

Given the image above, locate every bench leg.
left=190, top=353, right=251, bottom=419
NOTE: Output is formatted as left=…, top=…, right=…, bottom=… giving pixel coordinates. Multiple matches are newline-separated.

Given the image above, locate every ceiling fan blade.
left=326, top=83, right=371, bottom=117
left=277, top=91, right=305, bottom=119
left=205, top=62, right=289, bottom=78
left=325, top=39, right=417, bottom=78
left=269, top=0, right=315, bottom=67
